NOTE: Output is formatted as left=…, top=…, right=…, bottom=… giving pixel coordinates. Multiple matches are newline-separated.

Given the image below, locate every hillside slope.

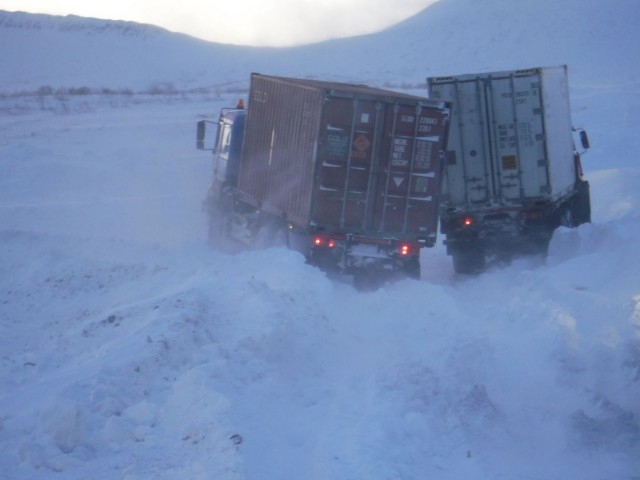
left=2, top=0, right=639, bottom=90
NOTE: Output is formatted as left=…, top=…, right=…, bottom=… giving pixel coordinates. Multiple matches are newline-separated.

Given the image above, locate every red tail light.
left=400, top=243, right=410, bottom=256
left=314, top=236, right=336, bottom=248
left=463, top=217, right=473, bottom=226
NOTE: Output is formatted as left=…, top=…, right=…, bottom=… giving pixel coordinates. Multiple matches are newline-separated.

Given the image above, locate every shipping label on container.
left=326, top=132, right=349, bottom=158
left=387, top=106, right=447, bottom=175
left=352, top=133, right=372, bottom=159
left=324, top=130, right=374, bottom=163
left=391, top=137, right=410, bottom=167
left=391, top=137, right=438, bottom=169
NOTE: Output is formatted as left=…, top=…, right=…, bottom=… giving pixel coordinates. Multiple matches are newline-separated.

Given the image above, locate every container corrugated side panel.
left=238, top=75, right=324, bottom=226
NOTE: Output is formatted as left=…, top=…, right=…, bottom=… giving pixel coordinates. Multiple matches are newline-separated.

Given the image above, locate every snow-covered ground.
left=1, top=1, right=639, bottom=479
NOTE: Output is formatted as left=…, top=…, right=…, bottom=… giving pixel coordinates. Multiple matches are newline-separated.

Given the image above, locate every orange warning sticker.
left=352, top=134, right=371, bottom=152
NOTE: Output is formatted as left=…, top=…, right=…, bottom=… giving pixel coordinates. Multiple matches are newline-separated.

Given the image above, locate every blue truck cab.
left=197, top=104, right=246, bottom=198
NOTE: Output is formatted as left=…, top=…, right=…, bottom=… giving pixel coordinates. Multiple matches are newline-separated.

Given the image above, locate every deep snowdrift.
left=1, top=1, right=639, bottom=478
left=1, top=87, right=638, bottom=480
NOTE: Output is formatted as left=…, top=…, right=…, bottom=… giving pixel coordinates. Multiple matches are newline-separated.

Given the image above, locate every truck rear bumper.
left=308, top=233, right=421, bottom=275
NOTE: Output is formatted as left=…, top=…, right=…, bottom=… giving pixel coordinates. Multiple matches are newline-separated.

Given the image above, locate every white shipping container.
left=428, top=65, right=577, bottom=209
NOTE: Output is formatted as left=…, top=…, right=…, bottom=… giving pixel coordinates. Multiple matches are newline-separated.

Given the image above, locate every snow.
left=1, top=1, right=639, bottom=479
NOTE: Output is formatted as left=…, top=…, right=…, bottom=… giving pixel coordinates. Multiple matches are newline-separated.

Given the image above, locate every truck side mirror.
left=197, top=120, right=206, bottom=150
left=579, top=130, right=590, bottom=150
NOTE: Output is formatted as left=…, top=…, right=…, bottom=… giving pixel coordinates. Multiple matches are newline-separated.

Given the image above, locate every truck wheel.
left=207, top=192, right=235, bottom=250
left=272, top=228, right=289, bottom=247
left=208, top=212, right=225, bottom=247
left=308, top=249, right=340, bottom=273
left=451, top=246, right=485, bottom=274
left=528, top=229, right=553, bottom=256
left=353, top=269, right=387, bottom=291
left=559, top=207, right=574, bottom=228
left=253, top=223, right=289, bottom=249
left=252, top=224, right=272, bottom=249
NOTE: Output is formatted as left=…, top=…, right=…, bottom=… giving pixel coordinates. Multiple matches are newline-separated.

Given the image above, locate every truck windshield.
left=218, top=123, right=233, bottom=156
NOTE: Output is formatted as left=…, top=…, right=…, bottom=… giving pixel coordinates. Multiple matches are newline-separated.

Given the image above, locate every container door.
left=431, top=80, right=493, bottom=207
left=374, top=103, right=448, bottom=236
left=431, top=73, right=551, bottom=207
left=313, top=97, right=382, bottom=230
left=487, top=73, right=549, bottom=201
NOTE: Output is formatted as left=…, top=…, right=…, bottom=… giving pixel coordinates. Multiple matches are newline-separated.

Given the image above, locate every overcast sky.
left=0, top=0, right=438, bottom=46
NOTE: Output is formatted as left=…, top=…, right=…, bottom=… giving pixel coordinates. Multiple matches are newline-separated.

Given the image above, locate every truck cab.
left=198, top=103, right=246, bottom=200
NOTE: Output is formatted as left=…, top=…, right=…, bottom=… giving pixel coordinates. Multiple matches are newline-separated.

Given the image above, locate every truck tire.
left=207, top=191, right=236, bottom=250
left=209, top=212, right=241, bottom=253
left=525, top=229, right=553, bottom=256
left=559, top=207, right=575, bottom=228
left=353, top=269, right=388, bottom=291
left=451, top=245, right=486, bottom=274
left=307, top=249, right=340, bottom=274
left=208, top=211, right=226, bottom=247
left=253, top=222, right=289, bottom=249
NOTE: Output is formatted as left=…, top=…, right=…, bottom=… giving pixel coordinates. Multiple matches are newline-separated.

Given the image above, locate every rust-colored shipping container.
left=238, top=73, right=451, bottom=245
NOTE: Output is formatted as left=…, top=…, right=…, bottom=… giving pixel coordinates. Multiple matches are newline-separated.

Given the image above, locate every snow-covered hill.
left=3, top=0, right=639, bottom=88
left=0, top=1, right=639, bottom=479
left=0, top=10, right=262, bottom=93
left=3, top=0, right=638, bottom=167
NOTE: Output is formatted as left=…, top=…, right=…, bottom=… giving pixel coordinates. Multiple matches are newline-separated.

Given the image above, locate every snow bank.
left=1, top=0, right=639, bottom=477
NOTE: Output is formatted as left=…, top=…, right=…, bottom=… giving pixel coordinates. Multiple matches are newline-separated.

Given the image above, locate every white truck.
left=427, top=66, right=591, bottom=273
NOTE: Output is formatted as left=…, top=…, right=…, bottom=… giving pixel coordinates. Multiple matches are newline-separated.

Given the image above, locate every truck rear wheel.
left=253, top=222, right=289, bottom=249
left=559, top=207, right=575, bottom=228
left=525, top=229, right=553, bottom=256
left=451, top=245, right=486, bottom=274
left=353, top=269, right=388, bottom=291
left=208, top=211, right=226, bottom=247
left=208, top=212, right=241, bottom=253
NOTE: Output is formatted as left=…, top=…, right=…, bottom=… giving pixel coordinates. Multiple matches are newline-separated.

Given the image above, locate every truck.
left=198, top=73, right=451, bottom=286
left=427, top=65, right=591, bottom=274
